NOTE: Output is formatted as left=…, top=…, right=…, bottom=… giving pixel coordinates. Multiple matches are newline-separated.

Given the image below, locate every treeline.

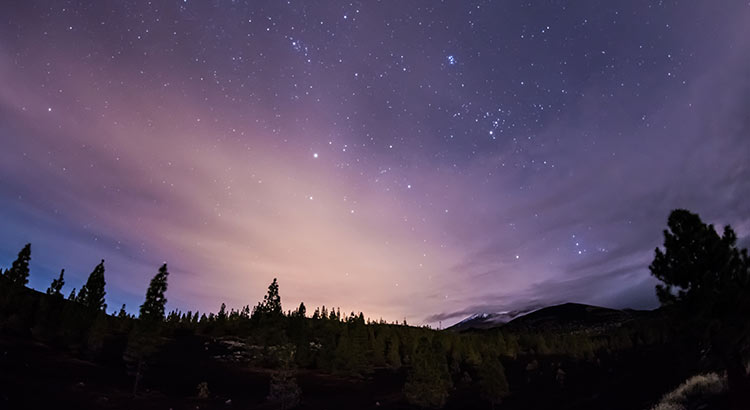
left=0, top=243, right=674, bottom=408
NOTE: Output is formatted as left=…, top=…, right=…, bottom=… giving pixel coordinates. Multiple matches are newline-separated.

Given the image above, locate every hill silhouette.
left=502, top=302, right=644, bottom=332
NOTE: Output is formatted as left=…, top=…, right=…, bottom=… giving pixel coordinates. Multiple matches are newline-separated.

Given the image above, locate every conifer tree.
left=77, top=260, right=107, bottom=310
left=139, top=263, right=169, bottom=323
left=262, top=278, right=282, bottom=315
left=333, top=330, right=357, bottom=371
left=403, top=337, right=452, bottom=408
left=254, top=278, right=283, bottom=318
left=296, top=302, right=306, bottom=317
left=68, top=288, right=77, bottom=301
left=118, top=304, right=128, bottom=319
left=6, top=243, right=31, bottom=286
left=217, top=302, right=227, bottom=321
left=127, top=265, right=169, bottom=397
left=371, top=330, right=387, bottom=366
left=650, top=209, right=750, bottom=406
left=478, top=354, right=509, bottom=409
left=46, top=269, right=65, bottom=296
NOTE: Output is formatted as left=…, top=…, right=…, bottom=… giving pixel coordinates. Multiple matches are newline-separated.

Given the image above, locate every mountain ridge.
left=448, top=302, right=648, bottom=332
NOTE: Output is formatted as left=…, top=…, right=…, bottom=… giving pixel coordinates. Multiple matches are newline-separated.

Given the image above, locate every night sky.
left=1, top=1, right=749, bottom=326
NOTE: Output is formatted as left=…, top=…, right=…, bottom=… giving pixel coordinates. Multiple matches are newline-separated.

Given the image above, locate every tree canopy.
left=254, top=278, right=282, bottom=317
left=46, top=269, right=65, bottom=297
left=649, top=209, right=749, bottom=308
left=77, top=260, right=107, bottom=311
left=5, top=243, right=31, bottom=286
left=139, top=263, right=169, bottom=323
left=403, top=336, right=452, bottom=408
left=650, top=209, right=750, bottom=407
left=478, top=353, right=509, bottom=409
left=295, top=301, right=306, bottom=318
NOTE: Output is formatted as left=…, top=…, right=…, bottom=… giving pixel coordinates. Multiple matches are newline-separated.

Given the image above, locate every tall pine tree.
left=5, top=243, right=31, bottom=286
left=46, top=269, right=65, bottom=296
left=296, top=301, right=306, bottom=317
left=139, top=263, right=169, bottom=323
left=650, top=209, right=750, bottom=407
left=261, top=278, right=282, bottom=315
left=77, top=260, right=107, bottom=310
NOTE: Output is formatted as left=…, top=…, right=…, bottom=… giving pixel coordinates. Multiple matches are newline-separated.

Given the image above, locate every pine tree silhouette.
left=139, top=263, right=169, bottom=323
left=118, top=304, right=128, bottom=319
left=5, top=243, right=31, bottom=286
left=263, top=278, right=282, bottom=315
left=217, top=302, right=228, bottom=321
left=253, top=278, right=282, bottom=318
left=77, top=260, right=107, bottom=310
left=46, top=269, right=65, bottom=296
left=650, top=209, right=750, bottom=406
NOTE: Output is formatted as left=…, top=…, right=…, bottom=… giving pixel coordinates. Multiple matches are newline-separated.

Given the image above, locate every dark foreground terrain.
left=0, top=327, right=720, bottom=410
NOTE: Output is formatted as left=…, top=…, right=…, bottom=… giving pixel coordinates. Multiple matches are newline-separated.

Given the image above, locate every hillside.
left=450, top=303, right=648, bottom=333
left=447, top=307, right=541, bottom=332
left=503, top=302, right=642, bottom=332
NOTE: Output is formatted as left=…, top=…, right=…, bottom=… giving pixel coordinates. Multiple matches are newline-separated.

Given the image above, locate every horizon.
left=1, top=0, right=749, bottom=328
left=0, top=245, right=657, bottom=328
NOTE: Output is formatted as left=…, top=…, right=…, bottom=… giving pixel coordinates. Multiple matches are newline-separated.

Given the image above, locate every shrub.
left=267, top=370, right=301, bottom=409
left=197, top=381, right=210, bottom=399
left=650, top=373, right=727, bottom=410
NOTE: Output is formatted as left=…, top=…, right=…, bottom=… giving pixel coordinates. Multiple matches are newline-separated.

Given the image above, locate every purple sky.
left=1, top=0, right=749, bottom=326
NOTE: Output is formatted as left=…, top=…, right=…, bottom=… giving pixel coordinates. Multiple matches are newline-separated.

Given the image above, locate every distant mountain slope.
left=503, top=302, right=639, bottom=332
left=449, top=302, right=646, bottom=332
left=447, top=307, right=541, bottom=331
